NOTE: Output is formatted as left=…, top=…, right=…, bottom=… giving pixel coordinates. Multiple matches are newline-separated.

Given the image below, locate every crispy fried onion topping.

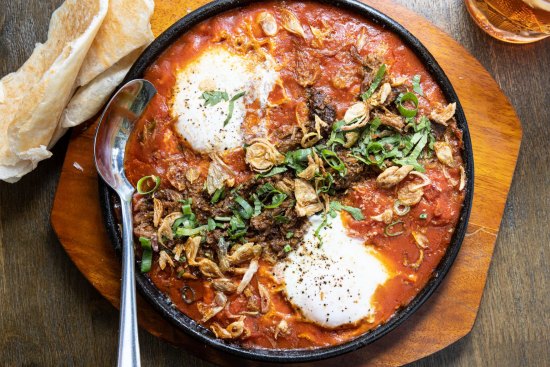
left=371, top=209, right=393, bottom=224
left=227, top=242, right=262, bottom=266
left=294, top=178, right=324, bottom=217
left=297, top=154, right=320, bottom=180
left=341, top=102, right=370, bottom=131
left=212, top=278, right=237, bottom=294
left=376, top=165, right=414, bottom=188
left=158, top=250, right=175, bottom=270
left=157, top=212, right=183, bottom=245
left=257, top=11, right=278, bottom=36
left=184, top=236, right=224, bottom=278
left=434, top=141, right=454, bottom=167
left=205, top=153, right=234, bottom=195
left=245, top=138, right=285, bottom=173
left=274, top=319, right=290, bottom=339
left=397, top=171, right=431, bottom=206
left=153, top=198, right=163, bottom=228
left=210, top=316, right=247, bottom=339
left=258, top=283, right=270, bottom=314
left=375, top=110, right=405, bottom=131
left=237, top=259, right=259, bottom=294
left=301, top=115, right=328, bottom=148
left=404, top=231, right=430, bottom=270
left=430, top=102, right=456, bottom=126
left=280, top=9, right=305, bottom=38
left=197, top=292, right=228, bottom=322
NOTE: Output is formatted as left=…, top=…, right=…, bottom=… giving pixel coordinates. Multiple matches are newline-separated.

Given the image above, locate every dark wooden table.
left=0, top=0, right=548, bottom=366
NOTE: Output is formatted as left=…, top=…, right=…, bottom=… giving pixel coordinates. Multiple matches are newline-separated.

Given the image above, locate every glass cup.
left=464, top=0, right=550, bottom=43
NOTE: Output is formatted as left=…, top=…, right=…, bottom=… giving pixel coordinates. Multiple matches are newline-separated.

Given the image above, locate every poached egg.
left=280, top=213, right=390, bottom=328
left=171, top=46, right=278, bottom=153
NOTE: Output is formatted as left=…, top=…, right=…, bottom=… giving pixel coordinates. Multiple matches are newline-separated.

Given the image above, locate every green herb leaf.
left=256, top=166, right=288, bottom=178
left=319, top=149, right=347, bottom=177
left=223, top=91, right=246, bottom=126
left=286, top=231, right=294, bottom=239
left=419, top=213, right=428, bottom=219
left=234, top=195, right=254, bottom=219
left=200, top=90, right=229, bottom=107
left=361, top=64, right=387, bottom=101
left=329, top=201, right=365, bottom=220
left=412, top=75, right=424, bottom=96
left=283, top=244, right=292, bottom=253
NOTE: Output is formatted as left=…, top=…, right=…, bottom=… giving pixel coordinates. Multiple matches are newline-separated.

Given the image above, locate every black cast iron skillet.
left=99, top=0, right=474, bottom=362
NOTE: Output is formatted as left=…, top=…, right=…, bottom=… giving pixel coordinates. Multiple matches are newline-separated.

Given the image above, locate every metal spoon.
left=94, top=79, right=157, bottom=367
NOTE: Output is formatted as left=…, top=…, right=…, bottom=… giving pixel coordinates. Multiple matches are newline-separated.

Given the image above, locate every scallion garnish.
left=283, top=244, right=292, bottom=253
left=223, top=91, right=246, bottom=126
left=139, top=237, right=153, bottom=273
left=393, top=200, right=411, bottom=216
left=207, top=218, right=217, bottom=231
left=136, top=175, right=161, bottom=195
left=361, top=64, right=387, bottom=101
left=419, top=213, right=428, bottom=219
left=286, top=231, right=294, bottom=239
left=319, top=149, right=347, bottom=177
left=396, top=92, right=419, bottom=118
left=211, top=187, right=224, bottom=204
left=384, top=220, right=404, bottom=237
left=176, top=225, right=207, bottom=237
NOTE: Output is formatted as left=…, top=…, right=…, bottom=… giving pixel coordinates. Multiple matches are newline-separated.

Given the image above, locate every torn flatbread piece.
left=0, top=0, right=109, bottom=183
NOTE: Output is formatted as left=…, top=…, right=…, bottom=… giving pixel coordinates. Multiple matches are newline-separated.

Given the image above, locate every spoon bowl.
left=94, top=79, right=157, bottom=367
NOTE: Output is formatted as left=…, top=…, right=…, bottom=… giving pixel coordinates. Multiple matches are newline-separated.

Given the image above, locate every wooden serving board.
left=51, top=0, right=522, bottom=366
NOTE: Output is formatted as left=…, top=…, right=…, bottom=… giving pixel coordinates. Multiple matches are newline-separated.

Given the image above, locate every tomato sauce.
left=124, top=1, right=466, bottom=349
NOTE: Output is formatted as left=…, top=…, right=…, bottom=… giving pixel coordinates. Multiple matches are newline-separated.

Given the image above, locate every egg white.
left=280, top=213, right=390, bottom=328
left=171, top=46, right=278, bottom=153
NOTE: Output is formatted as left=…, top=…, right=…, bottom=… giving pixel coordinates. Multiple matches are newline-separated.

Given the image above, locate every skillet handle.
left=117, top=197, right=141, bottom=367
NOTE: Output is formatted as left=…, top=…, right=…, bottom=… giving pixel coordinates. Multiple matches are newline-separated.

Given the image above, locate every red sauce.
left=124, top=1, right=466, bottom=349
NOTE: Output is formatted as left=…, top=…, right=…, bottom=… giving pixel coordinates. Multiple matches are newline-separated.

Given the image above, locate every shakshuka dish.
left=124, top=1, right=467, bottom=349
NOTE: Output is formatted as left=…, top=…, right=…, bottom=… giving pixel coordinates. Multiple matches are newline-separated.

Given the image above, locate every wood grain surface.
left=0, top=1, right=548, bottom=367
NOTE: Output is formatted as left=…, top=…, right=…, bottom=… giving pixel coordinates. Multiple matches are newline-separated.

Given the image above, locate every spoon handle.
left=117, top=197, right=141, bottom=367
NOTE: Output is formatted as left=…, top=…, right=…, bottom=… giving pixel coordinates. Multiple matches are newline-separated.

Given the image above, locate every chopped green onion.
left=211, top=187, right=224, bottom=204
left=223, top=91, right=246, bottom=126
left=256, top=166, right=288, bottom=178
left=393, top=200, right=411, bottom=216
left=283, top=244, right=292, bottom=253
left=139, top=237, right=153, bottom=273
left=136, top=175, right=160, bottom=195
left=361, top=64, right=387, bottom=101
left=214, top=216, right=231, bottom=222
left=207, top=218, right=217, bottom=231
left=329, top=201, right=365, bottom=220
left=420, top=213, right=428, bottom=219
left=176, top=225, right=207, bottom=237
left=396, top=92, right=419, bottom=118
left=181, top=202, right=192, bottom=216
left=384, top=220, right=404, bottom=237
left=412, top=74, right=424, bottom=96
left=286, top=231, right=294, bottom=239
left=228, top=214, right=247, bottom=240
left=320, top=149, right=347, bottom=177
left=181, top=285, right=196, bottom=304
left=234, top=195, right=254, bottom=219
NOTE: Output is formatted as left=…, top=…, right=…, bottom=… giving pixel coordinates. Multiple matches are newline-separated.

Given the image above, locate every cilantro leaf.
left=200, top=90, right=229, bottom=107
